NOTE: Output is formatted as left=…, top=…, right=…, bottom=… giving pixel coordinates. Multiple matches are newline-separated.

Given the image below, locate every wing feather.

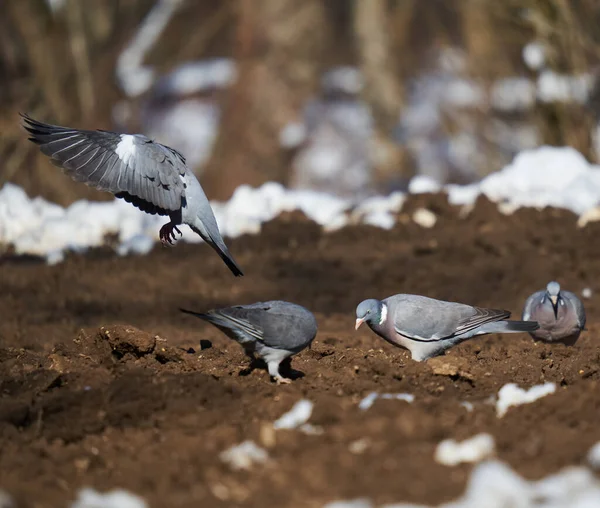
left=22, top=114, right=186, bottom=216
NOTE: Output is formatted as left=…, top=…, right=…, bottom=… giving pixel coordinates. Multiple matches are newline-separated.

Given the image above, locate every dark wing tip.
left=179, top=308, right=212, bottom=320
left=487, top=308, right=511, bottom=320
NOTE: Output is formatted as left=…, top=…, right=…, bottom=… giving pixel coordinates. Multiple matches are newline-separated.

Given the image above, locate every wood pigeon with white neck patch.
left=522, top=281, right=586, bottom=345
left=22, top=114, right=242, bottom=276
left=355, top=294, right=539, bottom=361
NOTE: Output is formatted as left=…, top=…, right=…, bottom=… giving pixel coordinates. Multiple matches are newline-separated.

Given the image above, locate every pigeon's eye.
left=559, top=299, right=565, bottom=306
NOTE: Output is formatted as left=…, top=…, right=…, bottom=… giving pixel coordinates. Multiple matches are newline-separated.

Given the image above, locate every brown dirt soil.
left=1, top=194, right=600, bottom=507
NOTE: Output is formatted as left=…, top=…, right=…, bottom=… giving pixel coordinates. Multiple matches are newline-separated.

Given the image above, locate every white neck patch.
left=379, top=303, right=388, bottom=325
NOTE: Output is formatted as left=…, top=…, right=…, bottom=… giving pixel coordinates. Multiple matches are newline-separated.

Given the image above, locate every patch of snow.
left=523, top=42, right=546, bottom=71
left=331, top=460, right=600, bottom=507
left=495, top=382, right=556, bottom=418
left=412, top=208, right=437, bottom=228
left=273, top=399, right=315, bottom=432
left=140, top=99, right=220, bottom=170
left=348, top=438, right=371, bottom=455
left=537, top=71, right=594, bottom=104
left=323, top=499, right=373, bottom=508
left=280, top=122, right=307, bottom=149
left=444, top=79, right=485, bottom=109
left=321, top=66, right=364, bottom=96
left=116, top=0, right=185, bottom=97
left=0, top=490, right=13, bottom=508
left=71, top=488, right=147, bottom=508
left=435, top=433, right=495, bottom=466
left=358, top=392, right=414, bottom=411
left=587, top=441, right=600, bottom=470
left=46, top=0, right=66, bottom=13
left=456, top=146, right=600, bottom=216
left=490, top=78, right=536, bottom=112
left=219, top=440, right=269, bottom=471
left=409, top=175, right=442, bottom=194
left=350, top=193, right=405, bottom=230
left=152, top=59, right=236, bottom=97
left=382, top=504, right=430, bottom=508
left=460, top=401, right=474, bottom=412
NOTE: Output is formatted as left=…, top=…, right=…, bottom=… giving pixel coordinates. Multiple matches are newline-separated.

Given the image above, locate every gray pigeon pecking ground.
left=180, top=301, right=317, bottom=384
left=21, top=114, right=243, bottom=276
left=522, top=281, right=586, bottom=345
left=355, top=294, right=539, bottom=361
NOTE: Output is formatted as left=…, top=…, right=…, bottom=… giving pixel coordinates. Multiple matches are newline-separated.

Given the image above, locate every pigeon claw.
left=159, top=223, right=182, bottom=246
left=274, top=375, right=292, bottom=385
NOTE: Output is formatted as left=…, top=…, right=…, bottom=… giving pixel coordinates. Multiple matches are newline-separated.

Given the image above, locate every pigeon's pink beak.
left=355, top=318, right=365, bottom=330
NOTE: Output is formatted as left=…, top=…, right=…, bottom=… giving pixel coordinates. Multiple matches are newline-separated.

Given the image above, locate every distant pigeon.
left=22, top=114, right=242, bottom=276
left=356, top=294, right=539, bottom=361
left=522, top=281, right=586, bottom=345
left=180, top=301, right=317, bottom=384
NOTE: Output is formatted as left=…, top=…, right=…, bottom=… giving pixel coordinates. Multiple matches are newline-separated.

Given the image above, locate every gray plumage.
left=180, top=301, right=317, bottom=383
left=356, top=294, right=539, bottom=361
left=22, top=114, right=242, bottom=276
left=522, top=281, right=586, bottom=345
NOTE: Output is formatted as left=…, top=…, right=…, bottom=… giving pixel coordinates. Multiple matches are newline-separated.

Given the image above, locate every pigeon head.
left=545, top=281, right=562, bottom=317
left=355, top=299, right=386, bottom=330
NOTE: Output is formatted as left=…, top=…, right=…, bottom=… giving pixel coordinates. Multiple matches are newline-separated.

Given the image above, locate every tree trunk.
left=353, top=0, right=410, bottom=188
left=201, top=0, right=328, bottom=200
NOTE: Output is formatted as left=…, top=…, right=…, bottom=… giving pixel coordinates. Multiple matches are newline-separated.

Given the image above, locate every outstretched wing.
left=22, top=114, right=186, bottom=216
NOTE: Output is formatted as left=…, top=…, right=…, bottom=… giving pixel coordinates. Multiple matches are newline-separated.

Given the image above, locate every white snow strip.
left=435, top=433, right=495, bottom=466
left=219, top=440, right=269, bottom=471
left=495, top=382, right=556, bottom=418
left=358, top=392, right=415, bottom=411
left=71, top=488, right=147, bottom=508
left=6, top=145, right=600, bottom=264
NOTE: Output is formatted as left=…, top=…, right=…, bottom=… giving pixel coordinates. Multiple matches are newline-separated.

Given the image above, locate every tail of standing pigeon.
left=478, top=320, right=539, bottom=334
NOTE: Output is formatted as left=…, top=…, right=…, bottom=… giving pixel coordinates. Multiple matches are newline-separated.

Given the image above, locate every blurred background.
left=2, top=0, right=600, bottom=206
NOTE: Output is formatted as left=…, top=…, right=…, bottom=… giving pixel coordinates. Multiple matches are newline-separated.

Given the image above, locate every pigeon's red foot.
left=159, top=222, right=182, bottom=246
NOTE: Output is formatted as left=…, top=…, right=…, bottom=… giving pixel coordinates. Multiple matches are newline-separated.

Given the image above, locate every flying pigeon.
left=355, top=294, right=539, bottom=361
left=21, top=114, right=243, bottom=276
left=180, top=301, right=317, bottom=384
left=522, top=281, right=586, bottom=345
